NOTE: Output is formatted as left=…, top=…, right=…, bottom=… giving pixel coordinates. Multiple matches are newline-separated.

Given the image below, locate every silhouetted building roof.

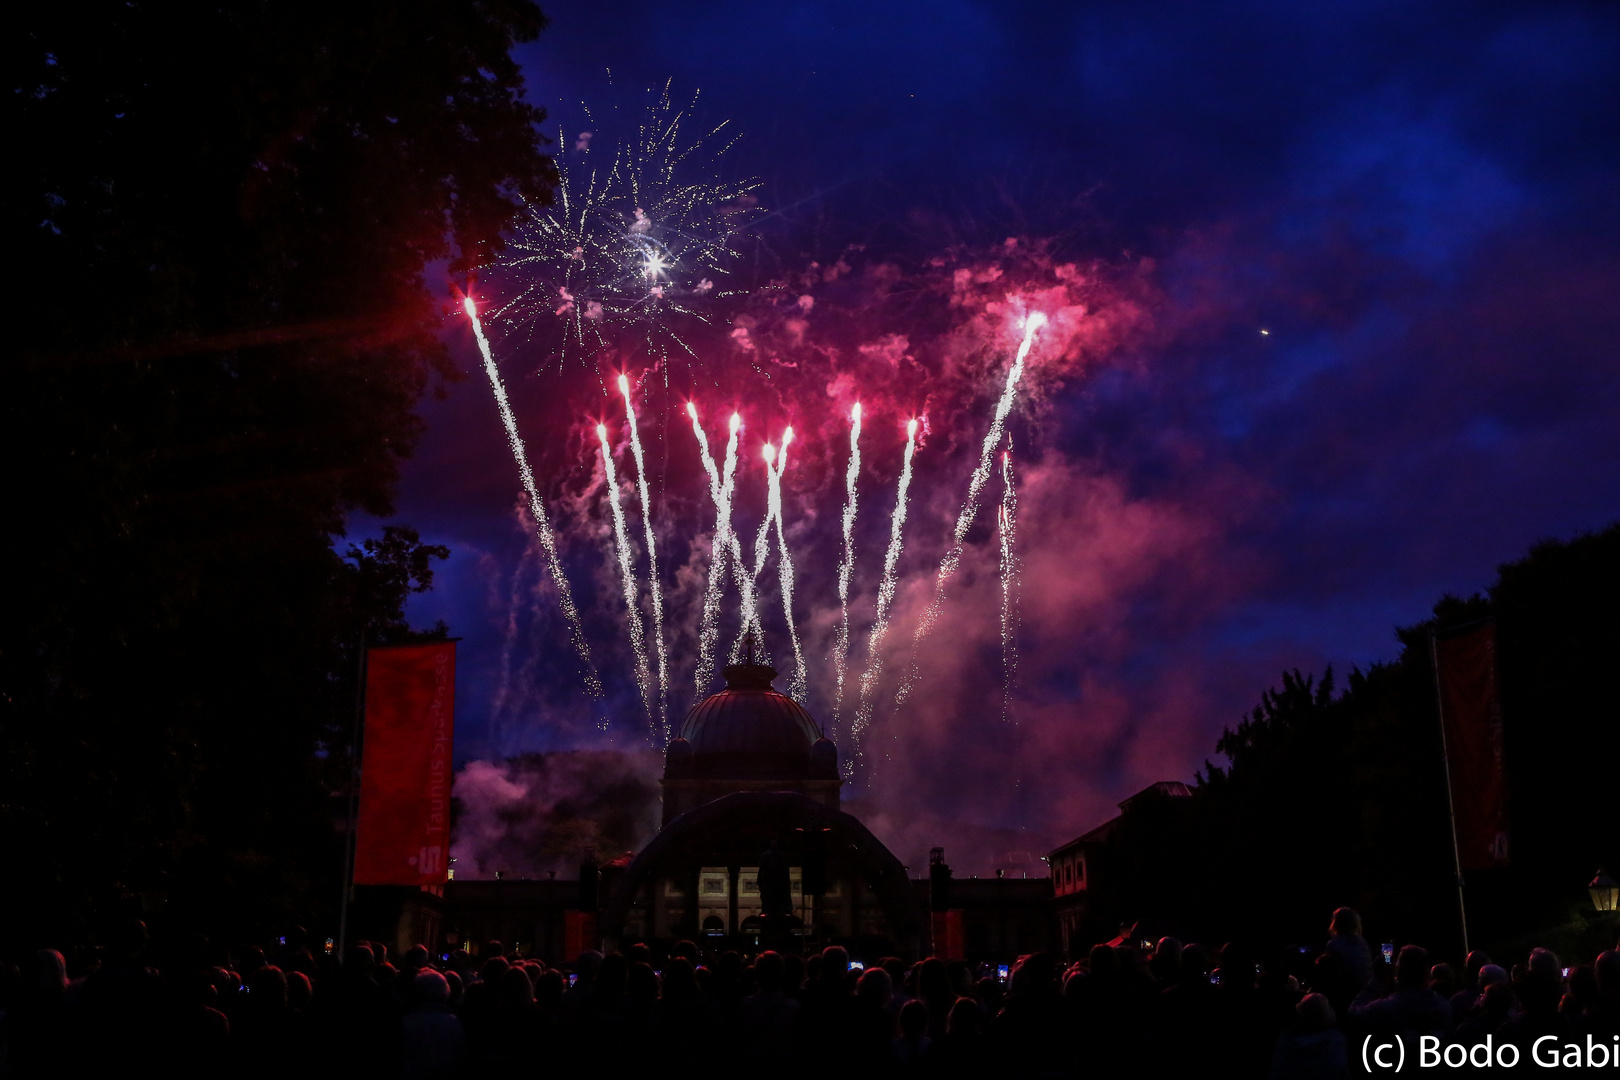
left=1049, top=780, right=1193, bottom=858
left=1047, top=780, right=1193, bottom=955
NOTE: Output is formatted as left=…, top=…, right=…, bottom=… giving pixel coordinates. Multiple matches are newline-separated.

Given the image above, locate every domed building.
left=435, top=645, right=1056, bottom=963
left=659, top=654, right=843, bottom=824
left=602, top=652, right=920, bottom=950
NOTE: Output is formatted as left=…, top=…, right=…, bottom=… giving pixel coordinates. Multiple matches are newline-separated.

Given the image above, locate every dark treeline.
left=1084, top=525, right=1620, bottom=957
left=4, top=2, right=556, bottom=951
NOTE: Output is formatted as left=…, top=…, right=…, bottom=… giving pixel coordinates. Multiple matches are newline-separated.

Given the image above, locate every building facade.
left=1047, top=781, right=1191, bottom=956
left=420, top=655, right=1053, bottom=962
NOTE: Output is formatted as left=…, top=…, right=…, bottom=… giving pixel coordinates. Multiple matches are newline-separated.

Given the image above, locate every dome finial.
left=722, top=630, right=777, bottom=690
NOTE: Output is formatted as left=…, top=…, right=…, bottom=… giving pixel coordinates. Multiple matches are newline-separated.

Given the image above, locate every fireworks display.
left=463, top=296, right=604, bottom=707
left=997, top=441, right=1021, bottom=724
left=689, top=405, right=741, bottom=701
left=851, top=418, right=919, bottom=775
left=830, top=403, right=863, bottom=742
left=893, top=312, right=1047, bottom=711
left=470, top=275, right=1071, bottom=775
left=770, top=428, right=808, bottom=703
left=597, top=422, right=655, bottom=732
left=490, top=529, right=542, bottom=748
left=465, top=155, right=1121, bottom=781
left=736, top=441, right=780, bottom=658
left=484, top=83, right=762, bottom=374
left=619, top=374, right=669, bottom=739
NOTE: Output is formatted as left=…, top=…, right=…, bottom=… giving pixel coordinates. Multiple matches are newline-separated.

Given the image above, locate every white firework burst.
left=486, top=82, right=762, bottom=372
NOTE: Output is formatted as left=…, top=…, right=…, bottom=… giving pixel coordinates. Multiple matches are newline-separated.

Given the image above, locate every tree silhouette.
left=1085, top=524, right=1619, bottom=955
left=4, top=1, right=555, bottom=948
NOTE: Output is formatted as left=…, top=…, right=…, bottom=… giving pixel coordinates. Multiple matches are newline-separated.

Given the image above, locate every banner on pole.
left=355, top=642, right=456, bottom=885
left=1436, top=621, right=1509, bottom=869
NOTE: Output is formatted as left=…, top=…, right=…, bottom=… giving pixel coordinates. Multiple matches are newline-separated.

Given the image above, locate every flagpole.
left=338, top=633, right=368, bottom=958
left=1429, top=626, right=1471, bottom=957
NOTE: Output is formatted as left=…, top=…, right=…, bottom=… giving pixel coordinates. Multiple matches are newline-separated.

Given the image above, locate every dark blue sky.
left=387, top=0, right=1620, bottom=868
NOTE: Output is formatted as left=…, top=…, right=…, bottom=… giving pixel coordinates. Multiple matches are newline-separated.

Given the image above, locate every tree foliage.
left=1084, top=524, right=1620, bottom=955
left=2, top=1, right=555, bottom=949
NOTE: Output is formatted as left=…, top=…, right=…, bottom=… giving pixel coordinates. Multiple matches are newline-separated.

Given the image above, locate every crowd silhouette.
left=2, top=908, right=1616, bottom=1077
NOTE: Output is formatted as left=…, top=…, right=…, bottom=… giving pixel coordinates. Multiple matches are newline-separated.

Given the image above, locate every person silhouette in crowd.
left=1350, top=943, right=1451, bottom=1063
left=849, top=965, right=895, bottom=1067
left=1154, top=942, right=1220, bottom=1074
left=798, top=945, right=856, bottom=1069
left=1451, top=949, right=1491, bottom=1013
left=1590, top=951, right=1620, bottom=1038
left=1324, top=908, right=1373, bottom=992
left=652, top=956, right=720, bottom=1061
left=234, top=964, right=306, bottom=1078
left=1268, top=992, right=1349, bottom=1080
left=1456, top=980, right=1515, bottom=1045
left=936, top=994, right=991, bottom=1078
left=891, top=997, right=932, bottom=1072
left=401, top=969, right=463, bottom=1080
left=992, top=952, right=1066, bottom=1077
left=1450, top=958, right=1505, bottom=1024
left=737, top=949, right=798, bottom=1063
left=1499, top=948, right=1569, bottom=1055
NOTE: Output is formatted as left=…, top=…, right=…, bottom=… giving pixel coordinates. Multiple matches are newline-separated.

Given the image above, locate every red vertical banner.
left=564, top=911, right=598, bottom=962
left=355, top=642, right=456, bottom=885
left=931, top=910, right=965, bottom=960
left=1436, top=622, right=1510, bottom=869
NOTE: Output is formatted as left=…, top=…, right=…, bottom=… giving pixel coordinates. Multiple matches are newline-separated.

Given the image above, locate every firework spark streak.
left=690, top=406, right=741, bottom=699
left=597, top=422, right=655, bottom=732
left=851, top=418, right=919, bottom=775
left=735, top=443, right=778, bottom=656
left=619, top=375, right=668, bottom=738
left=830, top=404, right=862, bottom=737
left=892, top=314, right=1046, bottom=711
left=463, top=297, right=603, bottom=706
left=771, top=428, right=808, bottom=702
left=998, top=442, right=1021, bottom=723
left=490, top=527, right=540, bottom=748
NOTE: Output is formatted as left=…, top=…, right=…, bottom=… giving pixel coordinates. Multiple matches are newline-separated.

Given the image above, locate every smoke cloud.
left=451, top=750, right=663, bottom=879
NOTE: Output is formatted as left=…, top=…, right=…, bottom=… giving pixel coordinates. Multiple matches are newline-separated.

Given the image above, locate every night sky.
left=378, top=1, right=1620, bottom=874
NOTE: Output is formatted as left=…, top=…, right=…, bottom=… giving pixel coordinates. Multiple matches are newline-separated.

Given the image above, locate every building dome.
left=678, top=659, right=821, bottom=767
left=659, top=647, right=842, bottom=824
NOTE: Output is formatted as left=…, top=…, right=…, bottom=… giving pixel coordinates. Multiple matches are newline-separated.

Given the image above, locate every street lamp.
left=1590, top=870, right=1618, bottom=913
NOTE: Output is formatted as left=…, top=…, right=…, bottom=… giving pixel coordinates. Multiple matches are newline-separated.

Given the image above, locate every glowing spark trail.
left=619, top=374, right=668, bottom=739
left=690, top=406, right=742, bottom=698
left=735, top=443, right=778, bottom=655
left=490, top=526, right=540, bottom=748
left=771, top=428, right=807, bottom=702
left=998, top=441, right=1021, bottom=724
left=831, top=404, right=862, bottom=738
left=597, top=422, right=655, bottom=732
left=893, top=312, right=1046, bottom=710
left=463, top=296, right=603, bottom=705
left=852, top=418, right=919, bottom=775
left=733, top=433, right=794, bottom=665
